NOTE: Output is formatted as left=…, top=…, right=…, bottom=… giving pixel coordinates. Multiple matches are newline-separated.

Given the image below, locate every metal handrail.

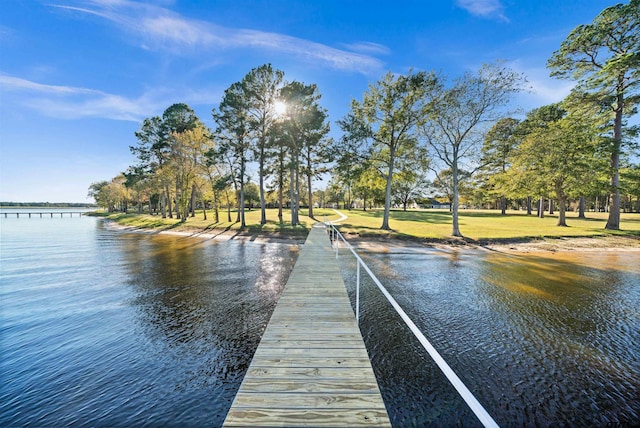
left=326, top=222, right=499, bottom=428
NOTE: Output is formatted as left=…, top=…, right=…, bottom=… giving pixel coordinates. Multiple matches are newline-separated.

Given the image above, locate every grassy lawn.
left=96, top=207, right=640, bottom=243
left=335, top=208, right=640, bottom=242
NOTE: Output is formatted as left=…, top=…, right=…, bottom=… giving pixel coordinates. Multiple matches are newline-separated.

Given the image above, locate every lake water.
left=0, top=211, right=298, bottom=427
left=1, top=211, right=639, bottom=427
left=337, top=247, right=640, bottom=427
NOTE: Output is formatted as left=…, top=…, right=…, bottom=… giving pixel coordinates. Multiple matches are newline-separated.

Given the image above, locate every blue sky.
left=0, top=0, right=618, bottom=203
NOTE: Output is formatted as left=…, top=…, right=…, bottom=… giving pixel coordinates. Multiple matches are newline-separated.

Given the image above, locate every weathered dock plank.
left=222, top=223, right=391, bottom=428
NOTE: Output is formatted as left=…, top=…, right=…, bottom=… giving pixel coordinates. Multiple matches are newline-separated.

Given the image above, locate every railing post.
left=356, top=259, right=360, bottom=324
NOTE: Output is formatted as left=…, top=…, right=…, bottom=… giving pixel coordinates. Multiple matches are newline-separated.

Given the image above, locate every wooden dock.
left=223, top=223, right=391, bottom=428
left=2, top=212, right=85, bottom=218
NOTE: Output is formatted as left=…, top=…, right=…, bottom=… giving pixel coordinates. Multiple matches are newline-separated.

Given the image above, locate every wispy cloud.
left=0, top=73, right=219, bottom=121
left=51, top=0, right=385, bottom=74
left=341, top=41, right=391, bottom=56
left=507, top=62, right=574, bottom=108
left=456, top=0, right=509, bottom=22
left=0, top=24, right=14, bottom=41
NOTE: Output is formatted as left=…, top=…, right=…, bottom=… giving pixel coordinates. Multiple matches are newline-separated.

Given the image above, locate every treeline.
left=311, top=0, right=640, bottom=236
left=89, top=1, right=639, bottom=236
left=89, top=64, right=332, bottom=229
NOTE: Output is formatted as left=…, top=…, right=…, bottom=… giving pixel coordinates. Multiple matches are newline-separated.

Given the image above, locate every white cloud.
left=341, top=41, right=391, bottom=56
left=456, top=0, right=509, bottom=22
left=0, top=74, right=102, bottom=95
left=507, top=63, right=575, bottom=109
left=52, top=0, right=385, bottom=74
left=0, top=73, right=220, bottom=121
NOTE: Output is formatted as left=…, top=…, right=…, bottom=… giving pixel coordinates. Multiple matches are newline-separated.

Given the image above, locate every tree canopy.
left=548, top=0, right=640, bottom=229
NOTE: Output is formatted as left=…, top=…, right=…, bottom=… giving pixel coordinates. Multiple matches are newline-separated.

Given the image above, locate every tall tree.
left=334, top=112, right=372, bottom=211
left=131, top=116, right=167, bottom=215
left=547, top=0, right=640, bottom=230
left=423, top=63, right=525, bottom=237
left=481, top=117, right=521, bottom=214
left=266, top=120, right=289, bottom=222
left=343, top=70, right=439, bottom=230
left=291, top=83, right=331, bottom=219
left=170, top=126, right=211, bottom=222
left=508, top=103, right=601, bottom=226
left=243, top=64, right=284, bottom=225
left=131, top=104, right=202, bottom=219
left=212, top=81, right=252, bottom=229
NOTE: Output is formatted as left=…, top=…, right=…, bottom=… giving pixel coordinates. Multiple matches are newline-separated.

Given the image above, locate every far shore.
left=102, top=218, right=640, bottom=254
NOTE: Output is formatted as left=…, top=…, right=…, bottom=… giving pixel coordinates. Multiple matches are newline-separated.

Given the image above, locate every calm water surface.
left=338, top=247, right=640, bottom=427
left=0, top=212, right=298, bottom=427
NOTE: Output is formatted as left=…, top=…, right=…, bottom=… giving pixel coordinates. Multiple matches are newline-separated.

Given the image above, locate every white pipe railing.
left=326, top=222, right=499, bottom=428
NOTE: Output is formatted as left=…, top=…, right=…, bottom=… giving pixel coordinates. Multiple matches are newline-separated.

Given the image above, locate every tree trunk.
left=526, top=196, right=532, bottom=215
left=225, top=189, right=231, bottom=222
left=307, top=165, right=314, bottom=219
left=239, top=181, right=246, bottom=230
left=189, top=183, right=197, bottom=217
left=501, top=195, right=506, bottom=215
left=202, top=196, right=207, bottom=221
left=556, top=183, right=567, bottom=227
left=277, top=185, right=283, bottom=223
left=538, top=196, right=544, bottom=218
left=451, top=169, right=461, bottom=237
left=290, top=165, right=297, bottom=226
left=381, top=147, right=395, bottom=230
left=578, top=196, right=586, bottom=219
left=606, top=78, right=624, bottom=230
left=549, top=198, right=554, bottom=215
left=278, top=167, right=284, bottom=223
left=213, top=191, right=219, bottom=223
left=165, top=186, right=172, bottom=218
left=295, top=164, right=301, bottom=224
left=259, top=145, right=267, bottom=225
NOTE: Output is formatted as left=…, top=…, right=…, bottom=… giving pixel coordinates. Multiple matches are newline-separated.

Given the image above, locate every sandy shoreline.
left=103, top=219, right=640, bottom=254
left=102, top=220, right=307, bottom=245
left=347, top=235, right=640, bottom=254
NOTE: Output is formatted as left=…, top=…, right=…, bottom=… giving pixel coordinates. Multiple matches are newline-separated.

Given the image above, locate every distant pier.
left=2, top=212, right=86, bottom=218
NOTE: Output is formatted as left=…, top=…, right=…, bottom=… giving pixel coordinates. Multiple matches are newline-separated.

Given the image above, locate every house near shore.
left=420, top=198, right=451, bottom=210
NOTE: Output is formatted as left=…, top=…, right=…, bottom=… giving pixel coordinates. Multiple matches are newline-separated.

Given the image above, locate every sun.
left=274, top=101, right=287, bottom=116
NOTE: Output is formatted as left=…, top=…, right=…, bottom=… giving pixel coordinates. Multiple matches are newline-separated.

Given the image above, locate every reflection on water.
left=338, top=248, right=640, bottom=427
left=0, top=217, right=298, bottom=427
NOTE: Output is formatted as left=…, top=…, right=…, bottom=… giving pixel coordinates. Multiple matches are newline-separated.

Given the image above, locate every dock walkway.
left=223, top=223, right=391, bottom=427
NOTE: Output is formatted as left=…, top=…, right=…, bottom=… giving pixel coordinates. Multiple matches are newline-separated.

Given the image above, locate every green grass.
left=98, top=207, right=640, bottom=244
left=335, top=208, right=640, bottom=242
